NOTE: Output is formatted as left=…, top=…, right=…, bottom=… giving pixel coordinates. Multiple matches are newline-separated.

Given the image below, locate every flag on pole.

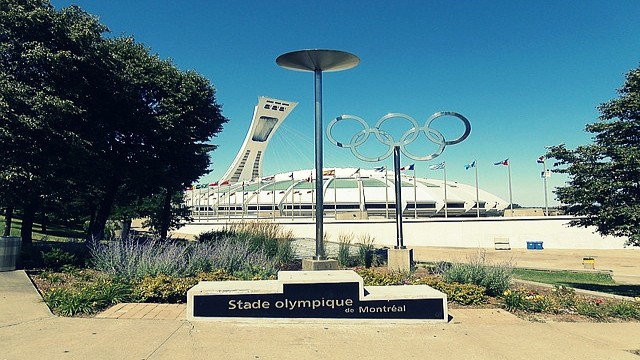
left=494, top=159, right=509, bottom=166
left=322, top=169, right=335, bottom=176
left=219, top=180, right=230, bottom=186
left=537, top=156, right=545, bottom=163
left=261, top=176, right=274, bottom=182
left=429, top=162, right=445, bottom=170
left=185, top=185, right=193, bottom=191
left=209, top=182, right=218, bottom=187
left=373, top=166, right=385, bottom=172
left=464, top=161, right=476, bottom=170
left=288, top=172, right=294, bottom=179
left=400, top=164, right=414, bottom=171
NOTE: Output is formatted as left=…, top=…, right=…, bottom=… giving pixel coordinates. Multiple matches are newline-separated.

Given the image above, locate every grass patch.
left=512, top=268, right=640, bottom=297
left=0, top=215, right=85, bottom=242
left=513, top=268, right=615, bottom=286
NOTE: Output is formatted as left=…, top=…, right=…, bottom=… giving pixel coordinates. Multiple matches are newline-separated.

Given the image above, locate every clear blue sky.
left=52, top=0, right=640, bottom=207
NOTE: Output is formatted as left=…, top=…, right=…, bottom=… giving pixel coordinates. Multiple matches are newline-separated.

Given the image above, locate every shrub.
left=41, top=248, right=77, bottom=271
left=412, top=276, right=486, bottom=305
left=42, top=276, right=131, bottom=316
left=196, top=221, right=296, bottom=268
left=132, top=274, right=198, bottom=303
left=91, top=238, right=190, bottom=278
left=502, top=289, right=530, bottom=312
left=437, top=251, right=512, bottom=296
left=91, top=236, right=279, bottom=280
left=355, top=267, right=410, bottom=286
left=337, top=233, right=355, bottom=268
left=607, top=301, right=640, bottom=320
left=575, top=298, right=608, bottom=320
left=439, top=282, right=486, bottom=305
left=357, top=234, right=379, bottom=268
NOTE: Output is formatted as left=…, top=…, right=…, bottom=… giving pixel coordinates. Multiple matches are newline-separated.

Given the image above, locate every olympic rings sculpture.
left=326, top=111, right=471, bottom=162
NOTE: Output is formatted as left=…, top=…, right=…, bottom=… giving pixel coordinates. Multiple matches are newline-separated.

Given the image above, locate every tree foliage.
left=547, top=65, right=640, bottom=246
left=0, top=0, right=227, bottom=243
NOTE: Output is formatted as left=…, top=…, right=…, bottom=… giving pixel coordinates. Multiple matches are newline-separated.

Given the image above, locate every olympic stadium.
left=179, top=96, right=628, bottom=249
left=186, top=97, right=508, bottom=220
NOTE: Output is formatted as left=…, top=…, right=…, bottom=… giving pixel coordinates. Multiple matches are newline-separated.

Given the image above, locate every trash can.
left=582, top=257, right=595, bottom=269
left=0, top=236, right=21, bottom=271
left=526, top=241, right=544, bottom=250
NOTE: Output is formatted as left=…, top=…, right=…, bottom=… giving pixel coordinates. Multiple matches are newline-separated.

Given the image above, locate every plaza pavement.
left=2, top=246, right=640, bottom=360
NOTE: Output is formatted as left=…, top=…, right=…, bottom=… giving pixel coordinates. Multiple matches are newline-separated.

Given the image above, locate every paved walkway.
left=2, top=246, right=640, bottom=359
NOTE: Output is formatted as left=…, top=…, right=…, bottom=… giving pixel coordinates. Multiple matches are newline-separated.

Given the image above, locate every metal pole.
left=508, top=162, right=514, bottom=212
left=216, top=184, right=219, bottom=221
left=475, top=162, right=480, bottom=217
left=543, top=160, right=549, bottom=216
left=413, top=166, right=417, bottom=219
left=393, top=146, right=405, bottom=249
left=385, top=167, right=389, bottom=219
left=313, top=69, right=325, bottom=259
left=272, top=180, right=276, bottom=220
left=334, top=173, right=337, bottom=219
left=443, top=163, right=448, bottom=218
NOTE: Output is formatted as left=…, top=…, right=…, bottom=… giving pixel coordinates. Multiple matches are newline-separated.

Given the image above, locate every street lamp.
left=276, top=49, right=359, bottom=261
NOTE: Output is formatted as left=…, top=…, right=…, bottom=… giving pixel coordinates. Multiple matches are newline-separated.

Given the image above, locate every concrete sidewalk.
left=3, top=270, right=640, bottom=359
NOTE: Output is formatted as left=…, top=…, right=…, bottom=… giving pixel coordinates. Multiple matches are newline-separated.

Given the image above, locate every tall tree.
left=83, top=37, right=226, bottom=240
left=0, top=0, right=107, bottom=245
left=547, top=65, right=640, bottom=246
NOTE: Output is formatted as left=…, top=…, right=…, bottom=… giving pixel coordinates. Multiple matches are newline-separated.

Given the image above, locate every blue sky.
left=52, top=0, right=640, bottom=207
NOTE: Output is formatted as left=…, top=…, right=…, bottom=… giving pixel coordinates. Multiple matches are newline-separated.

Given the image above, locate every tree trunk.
left=40, top=211, right=47, bottom=233
left=89, top=181, right=120, bottom=242
left=20, top=204, right=36, bottom=247
left=3, top=206, right=13, bottom=237
left=159, top=189, right=173, bottom=241
left=92, top=197, right=115, bottom=241
left=119, top=217, right=131, bottom=239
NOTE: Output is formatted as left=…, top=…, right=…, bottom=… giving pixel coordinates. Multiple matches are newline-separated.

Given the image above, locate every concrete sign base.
left=187, top=270, right=447, bottom=321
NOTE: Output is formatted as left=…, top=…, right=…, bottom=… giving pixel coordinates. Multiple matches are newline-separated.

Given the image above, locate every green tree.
left=0, top=1, right=226, bottom=243
left=0, top=0, right=107, bottom=245
left=547, top=65, right=640, bottom=246
left=82, top=37, right=226, bottom=241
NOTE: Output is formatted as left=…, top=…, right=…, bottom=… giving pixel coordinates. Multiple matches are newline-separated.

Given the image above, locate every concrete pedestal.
left=387, top=248, right=413, bottom=272
left=302, top=258, right=339, bottom=271
left=187, top=270, right=448, bottom=321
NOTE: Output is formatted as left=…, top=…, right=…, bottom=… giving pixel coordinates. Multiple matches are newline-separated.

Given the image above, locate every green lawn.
left=0, top=216, right=85, bottom=242
left=513, top=268, right=639, bottom=298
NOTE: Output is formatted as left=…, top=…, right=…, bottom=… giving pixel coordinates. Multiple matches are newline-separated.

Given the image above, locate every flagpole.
left=474, top=161, right=480, bottom=218
left=227, top=183, right=231, bottom=222
left=413, top=165, right=417, bottom=219
left=241, top=182, right=245, bottom=221
left=542, top=159, right=549, bottom=216
left=190, top=187, right=194, bottom=220
left=311, top=172, right=315, bottom=220
left=216, top=184, right=220, bottom=221
left=385, top=167, right=389, bottom=219
left=272, top=179, right=276, bottom=220
left=257, top=178, right=261, bottom=219
left=291, top=174, right=294, bottom=221
left=508, top=161, right=514, bottom=213
left=333, top=171, right=337, bottom=219
left=443, top=163, right=448, bottom=218
left=358, top=169, right=363, bottom=217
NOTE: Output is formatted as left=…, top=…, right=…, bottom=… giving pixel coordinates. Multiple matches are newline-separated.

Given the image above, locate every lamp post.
left=276, top=49, right=359, bottom=260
